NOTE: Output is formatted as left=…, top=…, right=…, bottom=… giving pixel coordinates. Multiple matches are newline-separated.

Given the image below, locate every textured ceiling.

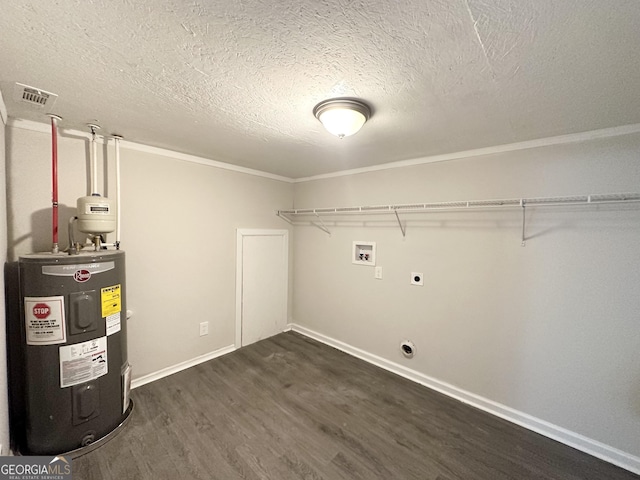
left=1, top=0, right=639, bottom=178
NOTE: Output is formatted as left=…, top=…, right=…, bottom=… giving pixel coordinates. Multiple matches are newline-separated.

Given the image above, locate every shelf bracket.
left=521, top=200, right=526, bottom=247
left=276, top=211, right=294, bottom=225
left=394, top=209, right=406, bottom=237
left=312, top=212, right=331, bottom=236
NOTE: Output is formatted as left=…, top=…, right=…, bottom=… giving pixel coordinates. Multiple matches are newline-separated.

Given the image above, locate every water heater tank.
left=7, top=250, right=132, bottom=455
left=77, top=195, right=116, bottom=235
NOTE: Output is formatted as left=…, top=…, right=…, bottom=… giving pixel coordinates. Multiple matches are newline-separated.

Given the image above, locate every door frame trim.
left=235, top=229, right=289, bottom=348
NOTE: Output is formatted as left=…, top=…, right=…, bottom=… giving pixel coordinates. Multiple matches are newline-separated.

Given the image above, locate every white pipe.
left=91, top=132, right=98, bottom=194
left=113, top=135, right=123, bottom=248
left=88, top=124, right=100, bottom=195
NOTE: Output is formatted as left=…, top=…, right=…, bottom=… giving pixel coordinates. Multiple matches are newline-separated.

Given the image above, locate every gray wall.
left=5, top=124, right=294, bottom=378
left=292, top=133, right=640, bottom=458
left=0, top=101, right=9, bottom=454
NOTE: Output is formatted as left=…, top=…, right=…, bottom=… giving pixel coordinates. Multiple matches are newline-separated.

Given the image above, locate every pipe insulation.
left=48, top=114, right=62, bottom=254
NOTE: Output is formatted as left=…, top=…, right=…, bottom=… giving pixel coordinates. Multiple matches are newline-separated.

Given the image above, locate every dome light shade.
left=313, top=99, right=371, bottom=138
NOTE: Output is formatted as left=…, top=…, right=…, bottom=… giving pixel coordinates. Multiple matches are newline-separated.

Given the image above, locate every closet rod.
left=278, top=192, right=640, bottom=220
left=277, top=192, right=640, bottom=238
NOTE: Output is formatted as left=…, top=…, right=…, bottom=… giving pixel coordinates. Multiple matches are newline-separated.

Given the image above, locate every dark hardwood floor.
left=73, top=331, right=639, bottom=479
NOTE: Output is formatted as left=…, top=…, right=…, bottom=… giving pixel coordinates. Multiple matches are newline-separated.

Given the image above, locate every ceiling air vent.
left=13, top=83, right=58, bottom=108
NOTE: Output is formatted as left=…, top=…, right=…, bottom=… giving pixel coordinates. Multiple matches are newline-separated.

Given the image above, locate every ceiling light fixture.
left=313, top=98, right=371, bottom=139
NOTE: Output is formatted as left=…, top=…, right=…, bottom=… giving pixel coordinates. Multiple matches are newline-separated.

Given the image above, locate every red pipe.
left=49, top=114, right=61, bottom=253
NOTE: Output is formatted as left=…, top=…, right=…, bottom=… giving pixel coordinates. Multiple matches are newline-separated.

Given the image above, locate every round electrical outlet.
left=401, top=340, right=416, bottom=358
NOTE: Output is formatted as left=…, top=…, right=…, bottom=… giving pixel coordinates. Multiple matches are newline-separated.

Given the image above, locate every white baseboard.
left=131, top=344, right=236, bottom=390
left=288, top=323, right=640, bottom=476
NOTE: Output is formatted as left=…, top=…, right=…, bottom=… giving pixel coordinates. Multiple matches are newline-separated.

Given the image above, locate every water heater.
left=7, top=250, right=132, bottom=455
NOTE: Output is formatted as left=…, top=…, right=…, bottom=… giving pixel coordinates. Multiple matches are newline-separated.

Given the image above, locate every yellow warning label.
left=101, top=284, right=121, bottom=318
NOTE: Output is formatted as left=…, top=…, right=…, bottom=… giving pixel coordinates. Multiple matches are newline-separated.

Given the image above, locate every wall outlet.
left=411, top=272, right=424, bottom=286
left=374, top=266, right=383, bottom=279
left=199, top=321, right=209, bottom=336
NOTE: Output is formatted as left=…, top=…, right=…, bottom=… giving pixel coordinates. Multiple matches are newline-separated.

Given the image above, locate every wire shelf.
left=280, top=193, right=640, bottom=217
left=277, top=192, right=640, bottom=241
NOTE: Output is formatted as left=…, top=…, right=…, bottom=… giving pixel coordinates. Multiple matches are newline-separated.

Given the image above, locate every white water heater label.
left=106, top=312, right=121, bottom=336
left=84, top=202, right=111, bottom=214
left=24, top=296, right=66, bottom=345
left=59, top=336, right=108, bottom=388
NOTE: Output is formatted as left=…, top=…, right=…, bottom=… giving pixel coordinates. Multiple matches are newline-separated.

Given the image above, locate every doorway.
left=235, top=229, right=288, bottom=347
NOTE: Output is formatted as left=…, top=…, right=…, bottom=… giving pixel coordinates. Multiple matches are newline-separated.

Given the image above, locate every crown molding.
left=295, top=123, right=640, bottom=183
left=6, top=117, right=294, bottom=183
left=8, top=116, right=640, bottom=184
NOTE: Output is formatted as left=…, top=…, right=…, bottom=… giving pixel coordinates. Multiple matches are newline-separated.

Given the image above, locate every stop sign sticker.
left=24, top=296, right=66, bottom=345
left=33, top=303, right=51, bottom=319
